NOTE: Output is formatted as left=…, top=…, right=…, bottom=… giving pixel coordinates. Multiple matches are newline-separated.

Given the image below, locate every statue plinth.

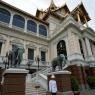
left=2, top=68, right=28, bottom=95
left=47, top=70, right=74, bottom=95
left=0, top=67, right=4, bottom=95
left=0, top=67, right=3, bottom=83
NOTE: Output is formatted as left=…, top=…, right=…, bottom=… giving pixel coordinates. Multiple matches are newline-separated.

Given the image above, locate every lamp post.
left=35, top=55, right=40, bottom=95
left=35, top=55, right=40, bottom=71
left=27, top=60, right=31, bottom=70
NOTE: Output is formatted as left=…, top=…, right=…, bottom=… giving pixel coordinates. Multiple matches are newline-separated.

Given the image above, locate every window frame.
left=41, top=51, right=46, bottom=62
left=27, top=20, right=37, bottom=33
left=12, top=14, right=25, bottom=28
left=0, top=8, right=11, bottom=23
left=28, top=48, right=34, bottom=61
left=39, top=24, right=47, bottom=36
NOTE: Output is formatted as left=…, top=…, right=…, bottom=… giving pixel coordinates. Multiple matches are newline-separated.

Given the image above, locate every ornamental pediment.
left=26, top=42, right=36, bottom=49
left=10, top=38, right=23, bottom=46
left=39, top=46, right=47, bottom=52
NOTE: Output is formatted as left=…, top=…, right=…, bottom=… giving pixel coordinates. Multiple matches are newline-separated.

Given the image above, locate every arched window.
left=12, top=15, right=25, bottom=28
left=39, top=25, right=47, bottom=36
left=57, top=40, right=67, bottom=59
left=0, top=8, right=11, bottom=23
left=27, top=20, right=37, bottom=33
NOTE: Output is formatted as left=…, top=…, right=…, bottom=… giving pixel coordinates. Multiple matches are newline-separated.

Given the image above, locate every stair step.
left=26, top=67, right=51, bottom=95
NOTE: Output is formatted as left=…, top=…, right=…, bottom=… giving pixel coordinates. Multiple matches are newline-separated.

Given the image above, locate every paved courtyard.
left=80, top=89, right=95, bottom=95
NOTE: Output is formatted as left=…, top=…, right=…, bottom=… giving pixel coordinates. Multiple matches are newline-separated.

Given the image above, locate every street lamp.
left=35, top=55, right=40, bottom=71
left=35, top=55, right=40, bottom=94
left=27, top=60, right=31, bottom=70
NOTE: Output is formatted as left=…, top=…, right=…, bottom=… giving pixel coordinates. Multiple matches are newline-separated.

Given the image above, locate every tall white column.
left=46, top=48, right=49, bottom=64
left=85, top=38, right=95, bottom=66
left=81, top=39, right=87, bottom=58
left=91, top=44, right=95, bottom=56
left=37, top=24, right=39, bottom=36
left=24, top=18, right=27, bottom=32
left=53, top=43, right=57, bottom=58
left=68, top=31, right=81, bottom=54
left=9, top=13, right=14, bottom=28
left=1, top=42, right=5, bottom=56
left=23, top=40, right=27, bottom=59
left=85, top=38, right=93, bottom=56
left=49, top=43, right=54, bottom=60
left=90, top=42, right=95, bottom=57
left=5, top=36, right=10, bottom=53
left=67, top=30, right=83, bottom=61
left=65, top=37, right=70, bottom=57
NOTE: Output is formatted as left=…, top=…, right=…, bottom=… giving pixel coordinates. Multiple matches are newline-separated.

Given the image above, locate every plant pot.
left=74, top=91, right=80, bottom=95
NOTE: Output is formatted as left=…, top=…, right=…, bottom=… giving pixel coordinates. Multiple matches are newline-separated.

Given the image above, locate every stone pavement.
left=80, top=89, right=95, bottom=95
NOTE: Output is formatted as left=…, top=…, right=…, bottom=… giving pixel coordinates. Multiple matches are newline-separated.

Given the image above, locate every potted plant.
left=71, top=76, right=80, bottom=95
left=87, top=76, right=95, bottom=89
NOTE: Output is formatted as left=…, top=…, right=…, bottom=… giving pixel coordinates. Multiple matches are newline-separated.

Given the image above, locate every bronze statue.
left=17, top=48, right=25, bottom=66
left=13, top=48, right=19, bottom=67
left=51, top=54, right=66, bottom=72
left=5, top=46, right=25, bottom=68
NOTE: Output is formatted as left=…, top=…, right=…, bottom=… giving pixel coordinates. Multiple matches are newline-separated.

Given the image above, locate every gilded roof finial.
left=49, top=0, right=57, bottom=11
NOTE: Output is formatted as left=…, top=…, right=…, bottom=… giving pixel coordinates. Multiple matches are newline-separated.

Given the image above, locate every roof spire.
left=49, top=0, right=57, bottom=11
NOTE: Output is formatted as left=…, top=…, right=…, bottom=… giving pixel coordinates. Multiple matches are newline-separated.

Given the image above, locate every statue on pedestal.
left=17, top=47, right=25, bottom=66
left=5, top=46, right=25, bottom=68
left=51, top=54, right=66, bottom=72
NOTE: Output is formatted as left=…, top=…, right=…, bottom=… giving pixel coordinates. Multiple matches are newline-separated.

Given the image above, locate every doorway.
left=57, top=40, right=67, bottom=59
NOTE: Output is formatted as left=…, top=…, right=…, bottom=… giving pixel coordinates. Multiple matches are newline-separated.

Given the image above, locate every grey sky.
left=2, top=0, right=95, bottom=30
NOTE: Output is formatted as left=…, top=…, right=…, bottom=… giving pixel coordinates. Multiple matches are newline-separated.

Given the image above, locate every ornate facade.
left=0, top=0, right=95, bottom=72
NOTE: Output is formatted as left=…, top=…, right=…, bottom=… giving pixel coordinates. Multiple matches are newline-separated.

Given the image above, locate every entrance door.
left=57, top=40, right=67, bottom=59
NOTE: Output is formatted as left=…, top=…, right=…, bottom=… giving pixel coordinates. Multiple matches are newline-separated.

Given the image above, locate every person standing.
left=49, top=74, right=57, bottom=95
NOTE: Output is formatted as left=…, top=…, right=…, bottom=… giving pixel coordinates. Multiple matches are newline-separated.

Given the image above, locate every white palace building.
left=0, top=0, right=95, bottom=89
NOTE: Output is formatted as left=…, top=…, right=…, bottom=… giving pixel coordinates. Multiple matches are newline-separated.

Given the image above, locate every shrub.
left=71, top=76, right=79, bottom=91
left=87, top=76, right=95, bottom=89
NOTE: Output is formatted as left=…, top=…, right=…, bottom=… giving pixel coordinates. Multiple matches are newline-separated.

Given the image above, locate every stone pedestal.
left=67, top=65, right=84, bottom=84
left=0, top=67, right=3, bottom=84
left=67, top=65, right=86, bottom=90
left=47, top=71, right=74, bottom=95
left=2, top=68, right=28, bottom=95
left=89, top=67, right=95, bottom=76
left=0, top=67, right=3, bottom=95
left=0, top=67, right=4, bottom=95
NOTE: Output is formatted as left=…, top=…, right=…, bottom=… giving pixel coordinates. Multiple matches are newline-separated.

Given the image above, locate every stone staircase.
left=25, top=64, right=68, bottom=95
left=25, top=66, right=52, bottom=95
left=26, top=80, right=46, bottom=95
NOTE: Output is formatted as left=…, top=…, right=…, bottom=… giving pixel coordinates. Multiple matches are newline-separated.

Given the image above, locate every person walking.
left=49, top=74, right=57, bottom=95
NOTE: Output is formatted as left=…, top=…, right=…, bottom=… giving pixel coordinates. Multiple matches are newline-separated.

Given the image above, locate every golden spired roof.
left=71, top=3, right=90, bottom=24
left=36, top=0, right=59, bottom=19
left=48, top=0, right=58, bottom=11
left=35, top=1, right=90, bottom=25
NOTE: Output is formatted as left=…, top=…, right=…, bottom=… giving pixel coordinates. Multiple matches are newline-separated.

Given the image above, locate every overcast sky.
left=2, top=0, right=95, bottom=30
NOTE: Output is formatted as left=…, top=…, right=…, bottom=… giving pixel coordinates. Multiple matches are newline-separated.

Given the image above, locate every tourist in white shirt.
left=49, top=74, right=57, bottom=95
